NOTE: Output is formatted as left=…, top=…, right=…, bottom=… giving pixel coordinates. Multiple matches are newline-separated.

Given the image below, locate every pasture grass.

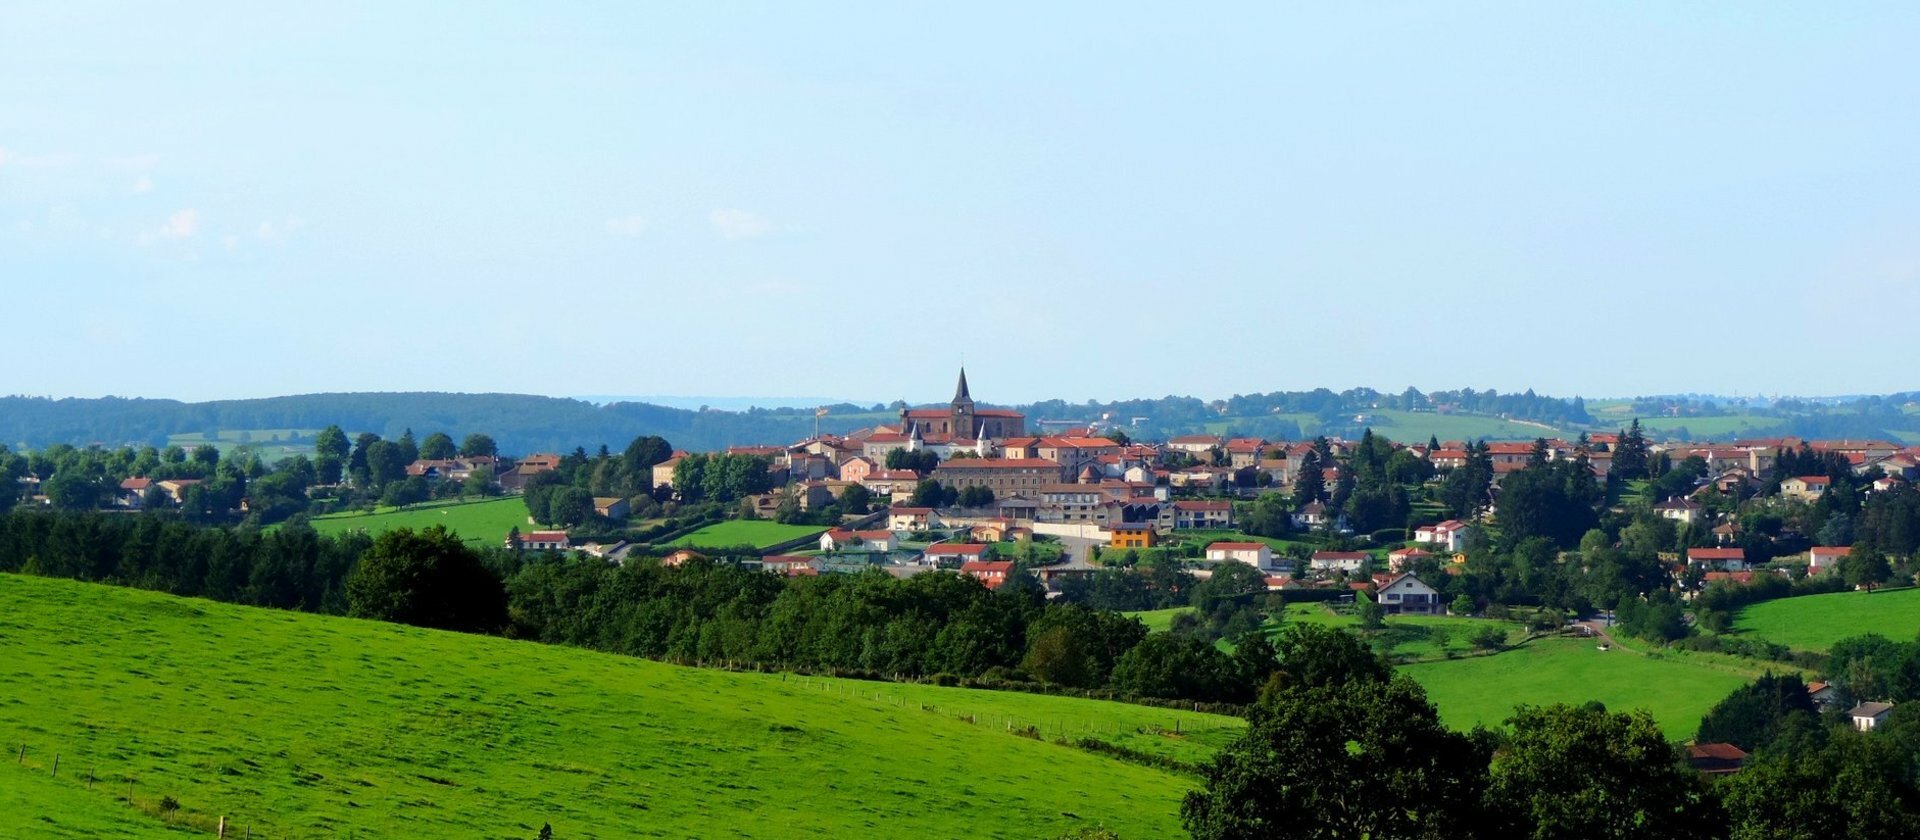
left=666, top=520, right=828, bottom=550
left=1733, top=587, right=1920, bottom=652
left=306, top=496, right=532, bottom=548
left=0, top=574, right=1220, bottom=839
left=1402, top=636, right=1750, bottom=739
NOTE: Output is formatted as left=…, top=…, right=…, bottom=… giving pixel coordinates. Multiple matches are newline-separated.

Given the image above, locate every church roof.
left=954, top=367, right=972, bottom=403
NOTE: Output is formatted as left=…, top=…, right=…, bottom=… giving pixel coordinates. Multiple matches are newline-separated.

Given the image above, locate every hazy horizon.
left=6, top=4, right=1917, bottom=403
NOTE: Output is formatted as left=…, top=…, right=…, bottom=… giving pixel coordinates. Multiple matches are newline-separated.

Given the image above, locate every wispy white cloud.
left=709, top=208, right=773, bottom=240
left=132, top=175, right=154, bottom=194
left=0, top=147, right=74, bottom=168
left=222, top=234, right=239, bottom=251
left=605, top=214, right=650, bottom=236
left=137, top=208, right=200, bottom=244
left=162, top=209, right=198, bottom=238
left=256, top=216, right=305, bottom=242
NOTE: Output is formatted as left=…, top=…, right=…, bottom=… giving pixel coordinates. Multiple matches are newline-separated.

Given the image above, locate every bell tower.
left=951, top=367, right=977, bottom=439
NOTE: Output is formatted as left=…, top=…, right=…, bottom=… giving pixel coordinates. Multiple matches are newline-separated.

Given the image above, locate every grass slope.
left=1403, top=637, right=1750, bottom=739
left=667, top=520, right=827, bottom=550
left=307, top=497, right=531, bottom=548
left=1733, top=588, right=1920, bottom=652
left=2, top=761, right=199, bottom=839
left=0, top=574, right=1226, bottom=839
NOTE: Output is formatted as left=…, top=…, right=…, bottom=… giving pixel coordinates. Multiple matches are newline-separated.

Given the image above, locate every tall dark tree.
left=1184, top=676, right=1488, bottom=840
left=417, top=432, right=457, bottom=461
left=344, top=525, right=508, bottom=633
left=1293, top=449, right=1325, bottom=507
left=396, top=428, right=419, bottom=464
left=1612, top=420, right=1650, bottom=481
left=315, top=425, right=351, bottom=464
left=1694, top=672, right=1818, bottom=752
left=458, top=433, right=498, bottom=458
left=1485, top=704, right=1721, bottom=840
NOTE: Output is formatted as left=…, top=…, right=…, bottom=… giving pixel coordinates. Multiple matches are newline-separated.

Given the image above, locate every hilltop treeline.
left=0, top=509, right=1276, bottom=706
left=0, top=393, right=883, bottom=454
left=8, top=388, right=1920, bottom=454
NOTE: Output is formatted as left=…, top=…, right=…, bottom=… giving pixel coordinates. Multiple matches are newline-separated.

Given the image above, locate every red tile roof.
left=928, top=543, right=992, bottom=556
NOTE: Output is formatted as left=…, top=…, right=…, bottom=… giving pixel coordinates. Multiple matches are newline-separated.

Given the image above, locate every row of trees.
left=0, top=508, right=1279, bottom=705
left=505, top=553, right=1277, bottom=703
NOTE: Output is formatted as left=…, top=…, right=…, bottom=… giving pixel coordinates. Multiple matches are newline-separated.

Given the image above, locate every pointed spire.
left=953, top=367, right=973, bottom=404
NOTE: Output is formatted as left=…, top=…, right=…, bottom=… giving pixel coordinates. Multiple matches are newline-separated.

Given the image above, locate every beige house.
left=1206, top=541, right=1276, bottom=570
left=1780, top=475, right=1831, bottom=502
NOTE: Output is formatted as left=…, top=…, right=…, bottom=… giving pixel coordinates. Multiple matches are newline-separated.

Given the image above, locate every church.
left=899, top=369, right=1026, bottom=443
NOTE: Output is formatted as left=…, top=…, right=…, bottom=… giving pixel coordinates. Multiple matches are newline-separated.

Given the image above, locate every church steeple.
left=953, top=367, right=973, bottom=405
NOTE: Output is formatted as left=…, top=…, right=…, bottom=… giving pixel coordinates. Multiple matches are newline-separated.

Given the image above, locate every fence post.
left=51, top=753, right=58, bottom=779
left=16, top=744, right=23, bottom=764
left=218, top=816, right=227, bottom=838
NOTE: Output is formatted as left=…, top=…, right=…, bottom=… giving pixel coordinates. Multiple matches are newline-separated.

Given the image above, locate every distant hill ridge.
left=1, top=388, right=1914, bottom=454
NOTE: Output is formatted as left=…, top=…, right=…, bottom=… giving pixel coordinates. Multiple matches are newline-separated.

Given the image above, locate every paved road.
left=1055, top=535, right=1103, bottom=569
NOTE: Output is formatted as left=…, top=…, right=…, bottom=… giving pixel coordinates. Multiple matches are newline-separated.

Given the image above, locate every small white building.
left=1376, top=573, right=1441, bottom=615
left=819, top=529, right=899, bottom=553
left=1309, top=551, right=1369, bottom=574
left=1808, top=546, right=1851, bottom=575
left=1652, top=497, right=1703, bottom=525
left=1851, top=701, right=1894, bottom=732
left=1205, top=541, right=1276, bottom=571
left=1413, top=519, right=1474, bottom=551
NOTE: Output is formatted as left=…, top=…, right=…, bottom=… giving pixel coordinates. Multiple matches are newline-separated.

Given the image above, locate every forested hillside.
left=4, top=387, right=1918, bottom=455
left=0, top=394, right=889, bottom=454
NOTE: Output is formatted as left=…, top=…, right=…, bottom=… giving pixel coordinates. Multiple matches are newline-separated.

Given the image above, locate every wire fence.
left=9, top=739, right=258, bottom=837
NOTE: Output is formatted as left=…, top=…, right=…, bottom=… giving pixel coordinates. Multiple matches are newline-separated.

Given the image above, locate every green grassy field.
left=0, top=574, right=1225, bottom=839
left=1733, top=588, right=1920, bottom=652
left=1205, top=410, right=1562, bottom=442
left=166, top=429, right=327, bottom=464
left=3, top=759, right=200, bottom=838
left=667, top=520, right=827, bottom=550
left=1281, top=605, right=1524, bottom=661
left=1349, top=410, right=1562, bottom=444
left=1125, top=608, right=1187, bottom=633
left=1402, top=637, right=1751, bottom=739
left=1123, top=605, right=1523, bottom=663
left=307, top=496, right=532, bottom=548
left=1168, top=529, right=1325, bottom=555
left=1633, top=415, right=1773, bottom=440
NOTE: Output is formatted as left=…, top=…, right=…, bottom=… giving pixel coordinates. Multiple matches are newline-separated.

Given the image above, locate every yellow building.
left=1109, top=523, right=1157, bottom=549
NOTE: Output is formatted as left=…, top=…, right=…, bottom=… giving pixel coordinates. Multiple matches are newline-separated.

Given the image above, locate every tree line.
left=0, top=508, right=1278, bottom=706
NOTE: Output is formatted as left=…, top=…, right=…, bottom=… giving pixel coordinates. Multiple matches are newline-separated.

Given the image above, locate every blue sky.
left=4, top=3, right=1917, bottom=405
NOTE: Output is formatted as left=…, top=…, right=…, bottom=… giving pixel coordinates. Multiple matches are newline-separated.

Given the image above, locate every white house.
left=887, top=507, right=939, bottom=532
left=1376, top=573, right=1441, bottom=615
left=1851, top=701, right=1894, bottom=732
left=1652, top=497, right=1703, bottom=525
left=1413, top=520, right=1474, bottom=551
left=819, top=529, right=899, bottom=553
left=1205, top=541, right=1276, bottom=571
left=1172, top=500, right=1234, bottom=529
left=1808, top=546, right=1850, bottom=574
left=1309, top=551, right=1369, bottom=574
left=1780, top=475, right=1831, bottom=502
left=517, top=530, right=570, bottom=551
left=1686, top=547, right=1749, bottom=572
